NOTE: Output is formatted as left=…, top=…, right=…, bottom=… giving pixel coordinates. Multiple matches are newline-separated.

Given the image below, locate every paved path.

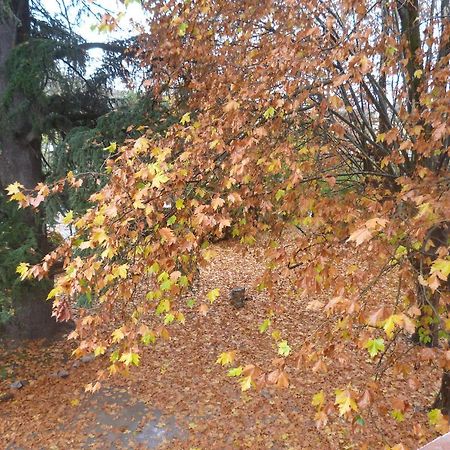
left=79, top=388, right=185, bottom=449
left=419, top=432, right=450, bottom=450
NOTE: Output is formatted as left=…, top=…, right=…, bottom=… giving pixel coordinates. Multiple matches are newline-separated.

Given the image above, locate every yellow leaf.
left=335, top=389, right=358, bottom=416
left=207, top=288, right=220, bottom=303
left=47, top=286, right=62, bottom=300
left=94, top=346, right=106, bottom=357
left=430, top=259, right=450, bottom=281
left=93, top=214, right=105, bottom=226
left=180, top=112, right=191, bottom=125
left=63, top=210, right=74, bottom=225
left=312, top=391, right=325, bottom=409
left=175, top=198, right=184, bottom=210
left=5, top=182, right=24, bottom=196
left=209, top=139, right=219, bottom=149
left=16, top=262, right=30, bottom=280
left=240, top=375, right=253, bottom=391
left=112, top=264, right=128, bottom=279
left=10, top=191, right=27, bottom=203
left=111, top=328, right=125, bottom=343
left=104, top=142, right=117, bottom=152
left=176, top=311, right=185, bottom=324
left=92, top=228, right=108, bottom=244
left=211, top=197, right=225, bottom=210
left=271, top=329, right=281, bottom=341
left=152, top=172, right=169, bottom=188
left=216, top=350, right=236, bottom=366
left=120, top=351, right=140, bottom=366
left=383, top=314, right=402, bottom=339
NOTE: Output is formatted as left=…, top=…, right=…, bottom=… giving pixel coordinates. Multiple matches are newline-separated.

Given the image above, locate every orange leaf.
left=159, top=227, right=176, bottom=243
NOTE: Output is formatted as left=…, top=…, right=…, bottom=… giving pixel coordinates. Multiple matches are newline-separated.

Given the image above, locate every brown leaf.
left=347, top=227, right=373, bottom=246
left=358, top=390, right=372, bottom=409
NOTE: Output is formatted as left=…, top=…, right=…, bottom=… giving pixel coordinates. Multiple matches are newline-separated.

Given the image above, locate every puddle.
left=135, top=409, right=186, bottom=447
left=78, top=388, right=186, bottom=448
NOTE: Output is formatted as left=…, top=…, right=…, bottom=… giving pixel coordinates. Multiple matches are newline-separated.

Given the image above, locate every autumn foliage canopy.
left=7, top=0, right=450, bottom=436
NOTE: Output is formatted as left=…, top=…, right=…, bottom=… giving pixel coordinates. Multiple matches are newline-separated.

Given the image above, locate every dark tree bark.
left=434, top=370, right=450, bottom=416
left=0, top=0, right=60, bottom=339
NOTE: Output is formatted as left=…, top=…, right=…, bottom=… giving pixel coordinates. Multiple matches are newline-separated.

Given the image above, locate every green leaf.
left=355, top=415, right=365, bottom=426
left=104, top=142, right=117, bottom=152
left=167, top=215, right=177, bottom=226
left=263, top=106, right=276, bottom=119
left=178, top=22, right=188, bottom=37
left=278, top=340, right=291, bottom=357
left=390, top=409, right=405, bottom=422
left=160, top=278, right=173, bottom=291
left=386, top=45, right=398, bottom=56
left=259, top=318, right=271, bottom=334
left=275, top=189, right=285, bottom=201
left=141, top=331, right=156, bottom=345
left=428, top=408, right=443, bottom=425
left=156, top=298, right=171, bottom=315
left=175, top=198, right=185, bottom=210
left=179, top=275, right=189, bottom=287
left=364, top=338, right=385, bottom=358
left=164, top=313, right=175, bottom=325
left=186, top=298, right=196, bottom=308
left=227, top=366, right=243, bottom=377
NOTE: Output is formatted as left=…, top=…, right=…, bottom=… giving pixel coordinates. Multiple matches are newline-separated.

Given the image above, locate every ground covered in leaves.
left=0, top=239, right=444, bottom=449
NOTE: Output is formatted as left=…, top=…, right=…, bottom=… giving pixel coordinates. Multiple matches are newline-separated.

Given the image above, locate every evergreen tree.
left=0, top=0, right=155, bottom=337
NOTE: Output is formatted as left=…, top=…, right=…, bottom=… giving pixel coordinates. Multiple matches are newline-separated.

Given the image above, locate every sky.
left=42, top=0, right=145, bottom=38
left=41, top=0, right=145, bottom=69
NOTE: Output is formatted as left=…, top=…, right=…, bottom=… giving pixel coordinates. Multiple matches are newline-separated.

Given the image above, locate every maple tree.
left=6, top=0, right=450, bottom=441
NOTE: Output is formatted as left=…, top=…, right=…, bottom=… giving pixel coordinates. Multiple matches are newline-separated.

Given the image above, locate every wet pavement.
left=79, top=388, right=186, bottom=449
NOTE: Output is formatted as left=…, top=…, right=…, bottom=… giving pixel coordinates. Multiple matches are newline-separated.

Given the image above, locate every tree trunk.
left=434, top=370, right=450, bottom=416
left=0, top=0, right=59, bottom=339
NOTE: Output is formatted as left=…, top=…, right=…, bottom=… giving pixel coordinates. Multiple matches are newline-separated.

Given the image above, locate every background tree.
left=0, top=0, right=157, bottom=338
